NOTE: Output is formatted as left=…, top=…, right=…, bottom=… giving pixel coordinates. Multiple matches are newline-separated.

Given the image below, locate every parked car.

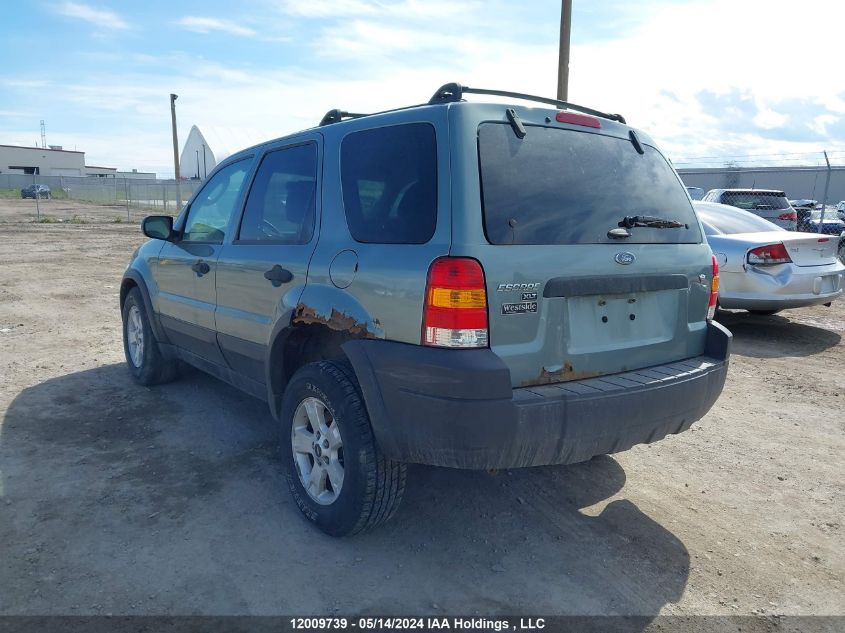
left=702, top=188, right=796, bottom=230
left=799, top=208, right=845, bottom=235
left=790, top=199, right=820, bottom=231
left=20, top=184, right=51, bottom=199
left=686, top=186, right=705, bottom=200
left=839, top=231, right=845, bottom=263
left=121, top=82, right=731, bottom=535
left=836, top=201, right=845, bottom=221
left=694, top=201, right=844, bottom=315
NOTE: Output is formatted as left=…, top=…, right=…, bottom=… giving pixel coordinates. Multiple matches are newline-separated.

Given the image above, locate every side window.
left=340, top=123, right=437, bottom=244
left=238, top=144, right=318, bottom=243
left=182, top=159, right=250, bottom=243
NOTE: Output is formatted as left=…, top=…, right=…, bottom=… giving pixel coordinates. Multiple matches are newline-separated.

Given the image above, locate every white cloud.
left=808, top=114, right=838, bottom=136
left=176, top=16, right=257, bottom=37
left=753, top=109, right=788, bottom=130
left=9, top=0, right=845, bottom=174
left=55, top=2, right=128, bottom=30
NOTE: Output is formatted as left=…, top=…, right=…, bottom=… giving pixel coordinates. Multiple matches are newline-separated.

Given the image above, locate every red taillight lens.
left=555, top=111, right=601, bottom=128
left=778, top=211, right=797, bottom=221
left=747, top=243, right=791, bottom=265
left=707, top=254, right=719, bottom=321
left=423, top=257, right=488, bottom=348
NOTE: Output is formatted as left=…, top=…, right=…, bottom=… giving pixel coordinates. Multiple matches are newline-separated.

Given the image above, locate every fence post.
left=820, top=150, right=831, bottom=231
left=33, top=173, right=40, bottom=221
left=124, top=177, right=130, bottom=222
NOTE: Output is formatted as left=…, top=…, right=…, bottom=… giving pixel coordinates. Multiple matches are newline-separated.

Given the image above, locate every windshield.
left=694, top=203, right=784, bottom=234
left=478, top=123, right=701, bottom=245
left=721, top=191, right=790, bottom=211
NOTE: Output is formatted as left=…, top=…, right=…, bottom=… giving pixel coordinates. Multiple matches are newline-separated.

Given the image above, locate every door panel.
left=215, top=244, right=313, bottom=381
left=215, top=141, right=320, bottom=383
left=155, top=241, right=225, bottom=364
left=152, top=157, right=253, bottom=365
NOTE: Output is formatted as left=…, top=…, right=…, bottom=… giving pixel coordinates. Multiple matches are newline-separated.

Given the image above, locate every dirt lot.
left=0, top=198, right=842, bottom=619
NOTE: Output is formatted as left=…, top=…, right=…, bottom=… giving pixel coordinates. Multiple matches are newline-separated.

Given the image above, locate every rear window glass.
left=720, top=191, right=790, bottom=211
left=695, top=204, right=783, bottom=234
left=478, top=124, right=700, bottom=245
left=341, top=123, right=437, bottom=244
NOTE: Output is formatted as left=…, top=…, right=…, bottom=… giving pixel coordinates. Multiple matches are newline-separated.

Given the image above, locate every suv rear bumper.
left=343, top=321, right=731, bottom=470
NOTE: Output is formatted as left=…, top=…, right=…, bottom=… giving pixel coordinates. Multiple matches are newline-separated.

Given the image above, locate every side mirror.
left=142, top=215, right=175, bottom=241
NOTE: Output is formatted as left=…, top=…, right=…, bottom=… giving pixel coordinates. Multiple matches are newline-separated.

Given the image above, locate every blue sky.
left=1, top=0, right=842, bottom=176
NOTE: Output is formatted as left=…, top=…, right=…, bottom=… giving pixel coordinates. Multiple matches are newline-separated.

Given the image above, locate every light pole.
left=557, top=0, right=572, bottom=102
left=201, top=143, right=207, bottom=179
left=170, top=93, right=182, bottom=208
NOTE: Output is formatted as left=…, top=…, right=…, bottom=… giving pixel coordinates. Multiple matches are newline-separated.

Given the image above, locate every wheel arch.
left=265, top=288, right=385, bottom=419
left=120, top=271, right=168, bottom=343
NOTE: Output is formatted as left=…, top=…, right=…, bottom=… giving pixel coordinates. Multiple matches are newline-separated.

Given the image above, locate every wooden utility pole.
left=557, top=0, right=572, bottom=102
left=170, top=93, right=182, bottom=207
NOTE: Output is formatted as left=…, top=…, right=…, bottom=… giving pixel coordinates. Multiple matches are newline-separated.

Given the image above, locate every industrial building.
left=678, top=165, right=845, bottom=205
left=0, top=143, right=155, bottom=179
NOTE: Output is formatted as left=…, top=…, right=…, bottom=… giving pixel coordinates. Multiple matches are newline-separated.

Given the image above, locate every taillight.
left=778, top=211, right=797, bottom=221
left=423, top=257, right=489, bottom=348
left=747, top=243, right=791, bottom=265
left=555, top=111, right=601, bottom=128
left=707, top=254, right=719, bottom=321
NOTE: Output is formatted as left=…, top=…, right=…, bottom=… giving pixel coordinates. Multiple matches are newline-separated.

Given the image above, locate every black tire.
left=748, top=309, right=780, bottom=316
left=121, top=287, right=179, bottom=385
left=279, top=360, right=406, bottom=536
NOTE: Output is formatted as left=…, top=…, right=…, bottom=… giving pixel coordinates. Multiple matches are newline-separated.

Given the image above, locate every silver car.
left=695, top=201, right=844, bottom=314
left=702, top=188, right=797, bottom=231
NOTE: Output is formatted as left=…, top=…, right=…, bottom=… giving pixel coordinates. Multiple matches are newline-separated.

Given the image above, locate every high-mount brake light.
left=555, top=111, right=601, bottom=129
left=747, top=243, right=792, bottom=265
left=423, top=257, right=489, bottom=348
left=707, top=255, right=719, bottom=321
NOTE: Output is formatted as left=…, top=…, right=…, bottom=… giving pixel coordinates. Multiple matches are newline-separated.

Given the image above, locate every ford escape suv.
left=121, top=83, right=731, bottom=536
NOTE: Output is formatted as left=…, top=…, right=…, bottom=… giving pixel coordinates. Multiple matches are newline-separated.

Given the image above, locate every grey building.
left=0, top=144, right=86, bottom=176
left=0, top=143, right=156, bottom=179
left=678, top=166, right=845, bottom=205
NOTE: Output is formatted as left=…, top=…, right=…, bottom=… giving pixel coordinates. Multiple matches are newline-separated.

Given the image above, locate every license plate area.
left=816, top=274, right=842, bottom=294
left=566, top=290, right=678, bottom=353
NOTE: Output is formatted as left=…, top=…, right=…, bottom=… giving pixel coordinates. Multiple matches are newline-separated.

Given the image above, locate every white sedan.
left=694, top=201, right=844, bottom=315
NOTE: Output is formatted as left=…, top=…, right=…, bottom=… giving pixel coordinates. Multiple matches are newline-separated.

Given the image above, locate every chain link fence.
left=675, top=150, right=845, bottom=260
left=0, top=173, right=202, bottom=220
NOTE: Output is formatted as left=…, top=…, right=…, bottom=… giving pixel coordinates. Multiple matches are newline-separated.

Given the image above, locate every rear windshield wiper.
left=618, top=215, right=686, bottom=229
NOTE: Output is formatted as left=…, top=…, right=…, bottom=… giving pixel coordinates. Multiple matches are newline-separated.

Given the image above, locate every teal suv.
left=121, top=83, right=731, bottom=535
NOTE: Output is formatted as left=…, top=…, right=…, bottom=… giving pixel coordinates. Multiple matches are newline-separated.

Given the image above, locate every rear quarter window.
left=340, top=123, right=437, bottom=244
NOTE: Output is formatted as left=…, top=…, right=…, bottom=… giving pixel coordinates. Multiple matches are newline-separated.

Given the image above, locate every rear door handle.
left=264, top=265, right=293, bottom=287
left=191, top=261, right=211, bottom=276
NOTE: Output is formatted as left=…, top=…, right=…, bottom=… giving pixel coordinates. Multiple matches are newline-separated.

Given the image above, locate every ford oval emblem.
left=614, top=252, right=636, bottom=265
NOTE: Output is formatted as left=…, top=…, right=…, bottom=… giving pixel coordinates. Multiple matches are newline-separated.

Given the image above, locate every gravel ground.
left=0, top=198, right=842, bottom=620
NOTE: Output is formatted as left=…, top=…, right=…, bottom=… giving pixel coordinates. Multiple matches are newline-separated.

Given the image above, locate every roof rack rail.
left=319, top=109, right=368, bottom=126
left=428, top=82, right=626, bottom=124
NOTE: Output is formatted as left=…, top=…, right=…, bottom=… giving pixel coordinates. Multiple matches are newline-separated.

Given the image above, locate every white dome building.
left=180, top=125, right=216, bottom=180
